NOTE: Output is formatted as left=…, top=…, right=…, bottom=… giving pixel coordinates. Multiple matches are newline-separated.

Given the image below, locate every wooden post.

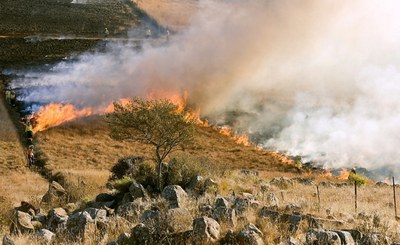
left=280, top=191, right=285, bottom=201
left=316, top=185, right=321, bottom=213
left=393, top=177, right=397, bottom=218
left=354, top=181, right=358, bottom=213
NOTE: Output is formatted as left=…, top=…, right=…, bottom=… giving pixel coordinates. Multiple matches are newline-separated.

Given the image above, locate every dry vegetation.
left=0, top=84, right=48, bottom=225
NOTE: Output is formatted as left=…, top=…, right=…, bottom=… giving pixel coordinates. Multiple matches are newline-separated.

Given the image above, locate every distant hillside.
left=0, top=0, right=141, bottom=36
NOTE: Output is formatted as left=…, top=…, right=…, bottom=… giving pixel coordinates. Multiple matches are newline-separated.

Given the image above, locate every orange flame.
left=219, top=126, right=252, bottom=146
left=32, top=103, right=93, bottom=133
left=337, top=168, right=350, bottom=180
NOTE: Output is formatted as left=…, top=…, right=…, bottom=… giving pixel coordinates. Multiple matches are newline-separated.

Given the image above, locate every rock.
left=66, top=211, right=95, bottom=239
left=33, top=213, right=47, bottom=224
left=258, top=208, right=302, bottom=233
left=285, top=203, right=301, bottom=213
left=342, top=229, right=363, bottom=242
left=91, top=200, right=115, bottom=210
left=292, top=177, right=315, bottom=186
left=204, top=178, right=218, bottom=192
left=42, top=181, right=67, bottom=203
left=85, top=208, right=107, bottom=223
left=10, top=211, right=34, bottom=235
left=215, top=197, right=230, bottom=209
left=375, top=181, right=389, bottom=187
left=212, top=207, right=237, bottom=227
left=31, top=220, right=43, bottom=230
left=47, top=207, right=68, bottom=231
left=270, top=177, right=294, bottom=189
left=162, top=185, right=188, bottom=209
left=117, top=232, right=131, bottom=245
left=287, top=236, right=300, bottom=245
left=220, top=229, right=237, bottom=245
left=239, top=170, right=259, bottom=176
left=260, top=182, right=271, bottom=193
left=307, top=216, right=345, bottom=229
left=36, top=229, right=55, bottom=244
left=265, top=193, right=279, bottom=209
left=2, top=234, right=15, bottom=245
left=129, top=181, right=148, bottom=200
left=116, top=198, right=149, bottom=222
left=95, top=193, right=115, bottom=202
left=127, top=223, right=153, bottom=244
left=233, top=195, right=258, bottom=215
left=166, top=208, right=193, bottom=233
left=331, top=230, right=354, bottom=245
left=306, top=230, right=341, bottom=245
left=199, top=204, right=213, bottom=217
left=64, top=203, right=78, bottom=214
left=192, top=217, right=221, bottom=243
left=15, top=201, right=38, bottom=216
left=186, top=175, right=204, bottom=193
left=360, top=233, right=390, bottom=245
left=237, top=223, right=264, bottom=245
left=140, top=208, right=161, bottom=230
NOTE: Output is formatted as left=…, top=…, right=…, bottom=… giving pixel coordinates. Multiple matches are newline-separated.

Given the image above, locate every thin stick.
left=354, top=181, right=358, bottom=213
left=393, top=177, right=397, bottom=218
left=280, top=191, right=285, bottom=201
left=316, top=185, right=321, bottom=213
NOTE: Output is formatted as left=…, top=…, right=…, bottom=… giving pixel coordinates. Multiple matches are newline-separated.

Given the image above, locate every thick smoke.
left=16, top=0, right=400, bottom=171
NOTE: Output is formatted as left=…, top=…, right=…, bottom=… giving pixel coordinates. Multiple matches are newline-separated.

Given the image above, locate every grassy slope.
left=0, top=83, right=47, bottom=215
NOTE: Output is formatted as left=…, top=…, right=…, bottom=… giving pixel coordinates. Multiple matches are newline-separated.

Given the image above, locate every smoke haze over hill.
left=14, top=0, right=400, bottom=172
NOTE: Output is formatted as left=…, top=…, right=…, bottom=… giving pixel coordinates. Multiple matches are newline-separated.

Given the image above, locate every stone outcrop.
left=237, top=223, right=264, bottom=245
left=192, top=217, right=221, bottom=243
left=162, top=185, right=188, bottom=209
left=41, top=181, right=68, bottom=203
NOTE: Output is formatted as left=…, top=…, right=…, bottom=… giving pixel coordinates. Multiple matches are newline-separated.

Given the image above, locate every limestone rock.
left=237, top=223, right=264, bottom=245
left=129, top=181, right=148, bottom=200
left=162, top=185, right=188, bottom=209
left=47, top=207, right=68, bottom=231
left=42, top=181, right=67, bottom=203
left=192, top=217, right=221, bottom=243
left=215, top=197, right=230, bottom=209
left=166, top=208, right=193, bottom=233
left=2, top=235, right=15, bottom=245
left=127, top=223, right=153, bottom=244
left=212, top=207, right=237, bottom=227
left=36, top=229, right=55, bottom=244
left=10, top=211, right=34, bottom=235
left=306, top=230, right=341, bottom=245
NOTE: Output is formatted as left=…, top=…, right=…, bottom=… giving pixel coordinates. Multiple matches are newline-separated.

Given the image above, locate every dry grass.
left=0, top=84, right=48, bottom=227
left=133, top=0, right=199, bottom=31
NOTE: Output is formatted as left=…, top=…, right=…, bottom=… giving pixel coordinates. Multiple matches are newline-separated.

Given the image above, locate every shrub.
left=109, top=156, right=145, bottom=180
left=349, top=173, right=368, bottom=187
left=167, top=153, right=205, bottom=187
left=111, top=176, right=133, bottom=193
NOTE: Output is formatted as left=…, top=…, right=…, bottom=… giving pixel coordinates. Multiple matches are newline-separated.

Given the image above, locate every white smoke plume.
left=15, top=0, right=400, bottom=171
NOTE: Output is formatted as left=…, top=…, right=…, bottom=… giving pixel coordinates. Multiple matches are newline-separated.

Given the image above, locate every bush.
left=167, top=153, right=206, bottom=187
left=131, top=160, right=158, bottom=189
left=349, top=173, right=368, bottom=187
left=109, top=156, right=144, bottom=180
left=112, top=176, right=133, bottom=193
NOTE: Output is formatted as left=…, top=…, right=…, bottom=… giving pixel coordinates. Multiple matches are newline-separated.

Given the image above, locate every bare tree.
left=105, top=97, right=195, bottom=191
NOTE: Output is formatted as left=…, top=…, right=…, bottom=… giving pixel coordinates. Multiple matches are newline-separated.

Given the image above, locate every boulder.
left=162, top=185, right=188, bottom=209
left=36, top=229, right=55, bottom=244
left=2, top=235, right=15, bottom=245
left=270, top=177, right=294, bottom=189
left=342, top=229, right=363, bottom=242
left=116, top=198, right=149, bottom=222
left=116, top=232, right=131, bottom=245
left=66, top=211, right=95, bottom=239
left=239, top=170, right=259, bottom=176
left=287, top=236, right=301, bottom=245
left=10, top=211, right=34, bottom=235
left=186, top=175, right=204, bottom=193
left=192, top=217, right=221, bottom=243
left=285, top=203, right=301, bottom=214
left=265, top=193, right=279, bottom=209
left=95, top=193, right=115, bottom=202
left=15, top=201, right=38, bottom=216
left=129, top=181, right=148, bottom=200
left=127, top=223, right=153, bottom=244
left=215, top=197, right=230, bottom=209
left=237, top=223, right=264, bottom=245
left=64, top=203, right=78, bottom=214
left=360, top=233, right=390, bottom=245
left=331, top=230, right=355, bottom=245
left=306, top=230, right=341, bottom=245
left=42, top=181, right=67, bottom=203
left=212, top=207, right=237, bottom=227
left=199, top=204, right=213, bottom=217
left=47, top=207, right=68, bottom=231
left=220, top=229, right=237, bottom=245
left=166, top=208, right=193, bottom=233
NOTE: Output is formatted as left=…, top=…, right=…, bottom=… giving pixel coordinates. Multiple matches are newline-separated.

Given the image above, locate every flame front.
left=33, top=103, right=93, bottom=133
left=337, top=168, right=350, bottom=180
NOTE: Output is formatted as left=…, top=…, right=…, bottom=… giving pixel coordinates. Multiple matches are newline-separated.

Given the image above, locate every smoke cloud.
left=14, top=0, right=400, bottom=172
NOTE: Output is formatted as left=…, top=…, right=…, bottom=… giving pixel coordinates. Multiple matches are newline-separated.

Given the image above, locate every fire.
left=32, top=103, right=93, bottom=133
left=337, top=167, right=350, bottom=180
left=219, top=126, right=252, bottom=146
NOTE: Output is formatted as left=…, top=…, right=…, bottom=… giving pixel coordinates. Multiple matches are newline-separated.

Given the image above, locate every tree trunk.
left=158, top=159, right=162, bottom=192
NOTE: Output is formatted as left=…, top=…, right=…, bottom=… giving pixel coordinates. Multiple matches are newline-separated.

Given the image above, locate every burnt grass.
left=0, top=0, right=144, bottom=70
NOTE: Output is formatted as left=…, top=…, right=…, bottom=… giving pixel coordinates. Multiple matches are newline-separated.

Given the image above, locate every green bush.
left=112, top=176, right=133, bottom=193
left=349, top=173, right=368, bottom=187
left=167, top=153, right=206, bottom=187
